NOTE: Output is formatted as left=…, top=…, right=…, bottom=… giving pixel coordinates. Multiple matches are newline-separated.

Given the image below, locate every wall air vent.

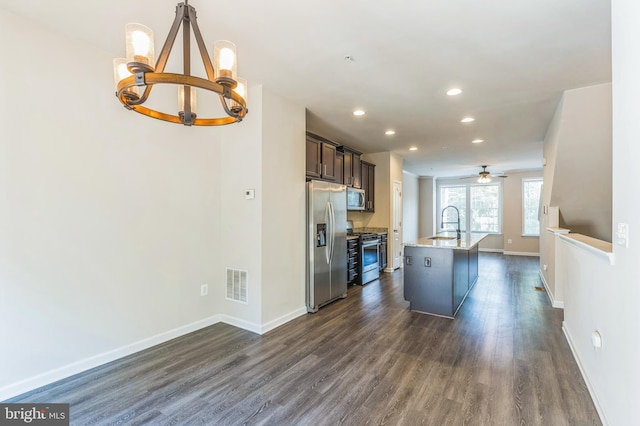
left=225, top=267, right=248, bottom=304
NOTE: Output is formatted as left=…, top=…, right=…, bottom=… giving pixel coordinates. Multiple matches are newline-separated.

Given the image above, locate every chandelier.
left=112, top=1, right=248, bottom=126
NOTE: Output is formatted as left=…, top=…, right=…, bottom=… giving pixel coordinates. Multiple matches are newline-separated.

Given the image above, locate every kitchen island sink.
left=403, top=233, right=487, bottom=318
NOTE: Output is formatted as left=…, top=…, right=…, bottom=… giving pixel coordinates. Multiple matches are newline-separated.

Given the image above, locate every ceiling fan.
left=477, top=165, right=508, bottom=183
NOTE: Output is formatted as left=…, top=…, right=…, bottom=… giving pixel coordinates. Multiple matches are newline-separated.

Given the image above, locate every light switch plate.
left=616, top=223, right=629, bottom=248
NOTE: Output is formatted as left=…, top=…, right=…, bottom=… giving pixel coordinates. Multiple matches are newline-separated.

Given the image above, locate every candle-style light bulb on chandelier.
left=112, top=0, right=248, bottom=126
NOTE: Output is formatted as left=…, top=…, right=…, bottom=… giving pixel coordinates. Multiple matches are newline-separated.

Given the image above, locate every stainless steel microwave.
left=347, top=187, right=365, bottom=211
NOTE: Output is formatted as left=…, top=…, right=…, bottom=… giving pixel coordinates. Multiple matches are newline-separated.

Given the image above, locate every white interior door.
left=392, top=181, right=403, bottom=269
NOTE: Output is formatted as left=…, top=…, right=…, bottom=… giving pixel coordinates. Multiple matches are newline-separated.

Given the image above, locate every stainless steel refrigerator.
left=306, top=180, right=348, bottom=313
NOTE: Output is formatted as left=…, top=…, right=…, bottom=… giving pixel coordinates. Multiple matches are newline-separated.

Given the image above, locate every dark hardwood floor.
left=8, top=253, right=601, bottom=425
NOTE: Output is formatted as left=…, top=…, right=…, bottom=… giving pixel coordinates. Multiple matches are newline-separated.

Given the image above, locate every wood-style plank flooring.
left=8, top=253, right=601, bottom=425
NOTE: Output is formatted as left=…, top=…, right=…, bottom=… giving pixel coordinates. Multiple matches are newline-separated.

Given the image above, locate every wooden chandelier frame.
left=115, top=1, right=247, bottom=126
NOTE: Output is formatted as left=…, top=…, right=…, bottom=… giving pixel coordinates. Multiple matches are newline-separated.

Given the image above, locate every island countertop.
left=404, top=232, right=488, bottom=250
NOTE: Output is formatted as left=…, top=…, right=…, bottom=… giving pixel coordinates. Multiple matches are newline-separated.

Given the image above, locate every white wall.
left=260, top=87, right=306, bottom=326
left=539, top=97, right=564, bottom=294
left=218, top=87, right=264, bottom=328
left=540, top=82, right=612, bottom=314
left=605, top=1, right=640, bottom=423
left=547, top=3, right=640, bottom=424
left=541, top=211, right=564, bottom=308
left=0, top=8, right=306, bottom=399
left=549, top=84, right=613, bottom=241
left=402, top=171, right=419, bottom=243
left=0, top=8, right=223, bottom=392
left=418, top=177, right=435, bottom=238
left=555, top=237, right=612, bottom=421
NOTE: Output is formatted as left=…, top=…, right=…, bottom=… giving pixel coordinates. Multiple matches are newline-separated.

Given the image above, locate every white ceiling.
left=1, top=0, right=611, bottom=177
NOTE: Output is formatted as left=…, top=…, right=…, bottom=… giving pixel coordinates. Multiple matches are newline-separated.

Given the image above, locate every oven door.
left=360, top=238, right=380, bottom=284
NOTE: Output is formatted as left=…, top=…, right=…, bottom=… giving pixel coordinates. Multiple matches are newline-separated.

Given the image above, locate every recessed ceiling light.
left=385, top=130, right=396, bottom=135
left=461, top=117, right=475, bottom=123
left=353, top=109, right=365, bottom=116
left=472, top=139, right=484, bottom=144
left=409, top=147, right=418, bottom=151
left=446, top=88, right=462, bottom=96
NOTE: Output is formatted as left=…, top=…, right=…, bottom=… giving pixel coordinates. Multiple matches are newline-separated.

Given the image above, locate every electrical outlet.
left=200, top=284, right=208, bottom=296
left=507, top=239, right=513, bottom=244
left=424, top=257, right=431, bottom=267
left=543, top=264, right=548, bottom=271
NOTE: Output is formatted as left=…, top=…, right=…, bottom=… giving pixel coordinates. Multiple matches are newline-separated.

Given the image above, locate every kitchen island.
left=403, top=233, right=487, bottom=318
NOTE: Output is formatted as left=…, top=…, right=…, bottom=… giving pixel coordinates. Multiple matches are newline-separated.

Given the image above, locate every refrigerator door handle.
left=328, top=201, right=335, bottom=264
left=325, top=201, right=331, bottom=264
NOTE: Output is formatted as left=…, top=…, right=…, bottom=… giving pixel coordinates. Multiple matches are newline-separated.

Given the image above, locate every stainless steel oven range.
left=358, top=233, right=380, bottom=285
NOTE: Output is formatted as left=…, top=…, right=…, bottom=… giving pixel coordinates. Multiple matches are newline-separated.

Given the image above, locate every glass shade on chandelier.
left=112, top=58, right=140, bottom=101
left=125, top=23, right=155, bottom=73
left=477, top=175, right=491, bottom=184
left=178, top=85, right=197, bottom=122
left=231, top=78, right=247, bottom=114
left=213, top=40, right=237, bottom=85
left=112, top=1, right=248, bottom=126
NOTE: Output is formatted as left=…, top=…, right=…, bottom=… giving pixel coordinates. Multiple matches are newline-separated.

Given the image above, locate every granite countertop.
left=404, top=232, right=488, bottom=250
left=353, top=227, right=388, bottom=235
left=347, top=235, right=360, bottom=240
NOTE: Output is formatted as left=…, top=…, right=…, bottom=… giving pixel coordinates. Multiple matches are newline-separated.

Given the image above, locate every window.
left=439, top=183, right=501, bottom=234
left=523, top=179, right=543, bottom=236
left=440, top=186, right=466, bottom=231
left=471, top=184, right=500, bottom=232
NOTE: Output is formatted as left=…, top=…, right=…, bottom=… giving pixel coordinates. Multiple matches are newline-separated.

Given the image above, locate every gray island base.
left=403, top=233, right=487, bottom=318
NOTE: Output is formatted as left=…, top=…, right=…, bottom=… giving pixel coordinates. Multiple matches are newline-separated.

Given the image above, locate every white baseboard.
left=562, top=322, right=608, bottom=425
left=219, top=307, right=307, bottom=335
left=503, top=251, right=540, bottom=257
left=259, top=307, right=308, bottom=334
left=0, top=314, right=222, bottom=401
left=218, top=314, right=261, bottom=335
left=479, top=248, right=503, bottom=253
left=538, top=269, right=564, bottom=308
left=0, top=307, right=308, bottom=401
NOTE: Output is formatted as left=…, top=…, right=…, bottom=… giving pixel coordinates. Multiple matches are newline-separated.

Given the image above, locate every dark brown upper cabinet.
left=338, top=147, right=362, bottom=188
left=306, top=133, right=337, bottom=181
left=361, top=160, right=375, bottom=212
left=335, top=151, right=344, bottom=185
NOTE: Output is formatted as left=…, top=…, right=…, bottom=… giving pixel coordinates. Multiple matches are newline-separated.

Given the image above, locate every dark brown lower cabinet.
left=347, top=237, right=358, bottom=284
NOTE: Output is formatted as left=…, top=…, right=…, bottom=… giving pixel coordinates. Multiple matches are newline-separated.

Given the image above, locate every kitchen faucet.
left=441, top=205, right=461, bottom=240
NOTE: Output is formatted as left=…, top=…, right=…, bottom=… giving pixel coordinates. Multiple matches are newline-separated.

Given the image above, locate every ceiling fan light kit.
left=478, top=165, right=492, bottom=184
left=112, top=0, right=248, bottom=126
left=474, top=165, right=509, bottom=183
